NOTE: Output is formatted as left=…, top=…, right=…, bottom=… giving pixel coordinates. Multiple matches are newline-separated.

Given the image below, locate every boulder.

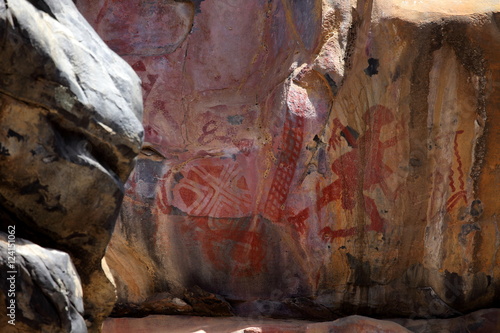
left=101, top=309, right=500, bottom=333
left=77, top=0, right=500, bottom=321
left=103, top=314, right=411, bottom=333
left=0, top=0, right=143, bottom=331
left=0, top=232, right=85, bottom=332
left=394, top=308, right=500, bottom=333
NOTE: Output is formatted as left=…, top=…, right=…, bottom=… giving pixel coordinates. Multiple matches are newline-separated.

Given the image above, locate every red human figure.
left=362, top=105, right=399, bottom=202
left=319, top=105, right=399, bottom=240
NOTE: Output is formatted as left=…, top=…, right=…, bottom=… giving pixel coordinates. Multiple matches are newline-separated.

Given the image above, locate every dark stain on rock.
left=0, top=143, right=9, bottom=156
left=37, top=195, right=65, bottom=213
left=19, top=180, right=66, bottom=213
left=493, top=12, right=500, bottom=31
left=340, top=126, right=359, bottom=148
left=324, top=73, right=338, bottom=95
left=227, top=115, right=244, bottom=125
left=410, top=157, right=421, bottom=167
left=444, top=270, right=464, bottom=305
left=470, top=199, right=483, bottom=217
left=468, top=273, right=490, bottom=307
left=459, top=223, right=480, bottom=244
left=317, top=147, right=327, bottom=175
left=173, top=171, right=184, bottom=183
left=20, top=180, right=48, bottom=195
left=284, top=297, right=335, bottom=320
left=346, top=253, right=371, bottom=286
left=7, top=129, right=24, bottom=141
left=392, top=66, right=401, bottom=82
left=364, top=58, right=379, bottom=76
left=27, top=0, right=56, bottom=19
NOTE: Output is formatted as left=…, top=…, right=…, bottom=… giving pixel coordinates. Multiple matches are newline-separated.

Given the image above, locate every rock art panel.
left=78, top=0, right=500, bottom=322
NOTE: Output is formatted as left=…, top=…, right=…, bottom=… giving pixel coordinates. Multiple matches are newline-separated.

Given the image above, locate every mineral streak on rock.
left=77, top=0, right=500, bottom=322
left=0, top=0, right=143, bottom=331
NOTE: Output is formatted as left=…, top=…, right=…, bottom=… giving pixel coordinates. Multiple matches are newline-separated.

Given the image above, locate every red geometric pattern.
left=263, top=112, right=305, bottom=222
left=446, top=130, right=467, bottom=212
left=172, top=160, right=253, bottom=218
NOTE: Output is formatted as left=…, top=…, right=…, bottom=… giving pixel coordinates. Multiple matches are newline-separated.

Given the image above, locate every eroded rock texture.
left=0, top=0, right=143, bottom=331
left=103, top=314, right=412, bottom=333
left=0, top=232, right=85, bottom=333
left=102, top=309, right=500, bottom=333
left=78, top=0, right=500, bottom=321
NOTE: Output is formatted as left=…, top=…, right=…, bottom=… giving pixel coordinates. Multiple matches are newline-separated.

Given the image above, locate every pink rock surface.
left=77, top=0, right=500, bottom=321
left=103, top=314, right=411, bottom=333
left=102, top=309, right=500, bottom=333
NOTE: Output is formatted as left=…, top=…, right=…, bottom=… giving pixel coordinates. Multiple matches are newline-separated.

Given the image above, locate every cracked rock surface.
left=0, top=0, right=143, bottom=331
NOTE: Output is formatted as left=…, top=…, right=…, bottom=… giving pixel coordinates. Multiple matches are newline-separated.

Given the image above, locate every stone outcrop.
left=103, top=314, right=412, bottom=333
left=0, top=232, right=85, bottom=332
left=394, top=308, right=500, bottom=333
left=102, top=308, right=500, bottom=333
left=77, top=0, right=500, bottom=323
left=0, top=0, right=143, bottom=331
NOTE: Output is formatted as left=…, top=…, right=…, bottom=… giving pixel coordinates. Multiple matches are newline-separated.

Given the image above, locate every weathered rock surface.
left=102, top=309, right=500, bottom=333
left=103, top=314, right=411, bottom=333
left=394, top=308, right=500, bottom=333
left=78, top=0, right=500, bottom=323
left=0, top=0, right=143, bottom=331
left=0, top=232, right=85, bottom=333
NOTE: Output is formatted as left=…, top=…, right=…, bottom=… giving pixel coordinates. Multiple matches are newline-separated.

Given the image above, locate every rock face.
left=0, top=0, right=143, bottom=331
left=0, top=232, right=85, bottom=332
left=103, top=314, right=412, bottom=333
left=394, top=308, right=500, bottom=333
left=78, top=0, right=500, bottom=321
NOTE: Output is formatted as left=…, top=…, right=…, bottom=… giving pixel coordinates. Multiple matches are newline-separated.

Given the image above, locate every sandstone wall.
left=77, top=0, right=500, bottom=319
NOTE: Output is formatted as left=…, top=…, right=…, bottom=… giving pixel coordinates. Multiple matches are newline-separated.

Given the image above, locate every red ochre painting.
left=148, top=103, right=404, bottom=277
left=259, top=104, right=402, bottom=244
left=171, top=158, right=255, bottom=218
left=319, top=104, right=401, bottom=240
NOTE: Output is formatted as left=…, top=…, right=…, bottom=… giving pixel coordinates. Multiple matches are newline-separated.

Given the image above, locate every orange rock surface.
left=77, top=0, right=500, bottom=320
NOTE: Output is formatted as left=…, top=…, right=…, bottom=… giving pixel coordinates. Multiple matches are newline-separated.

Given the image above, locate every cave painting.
left=428, top=129, right=469, bottom=223
left=152, top=149, right=263, bottom=276
left=180, top=216, right=265, bottom=278
left=148, top=104, right=401, bottom=275
left=171, top=159, right=254, bottom=218
left=445, top=130, right=467, bottom=212
left=153, top=171, right=264, bottom=278
left=197, top=118, right=254, bottom=156
left=320, top=105, right=400, bottom=242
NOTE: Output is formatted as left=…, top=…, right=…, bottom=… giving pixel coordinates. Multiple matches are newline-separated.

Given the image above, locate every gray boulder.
left=0, top=232, right=86, bottom=332
left=0, top=0, right=143, bottom=331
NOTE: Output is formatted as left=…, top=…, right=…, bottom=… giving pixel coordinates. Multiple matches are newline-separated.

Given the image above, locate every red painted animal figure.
left=320, top=105, right=399, bottom=241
